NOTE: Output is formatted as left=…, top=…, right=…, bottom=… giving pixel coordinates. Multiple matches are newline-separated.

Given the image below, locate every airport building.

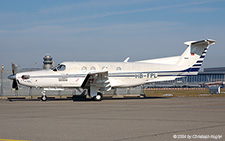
left=148, top=67, right=225, bottom=88
left=43, top=55, right=54, bottom=69
left=178, top=68, right=225, bottom=84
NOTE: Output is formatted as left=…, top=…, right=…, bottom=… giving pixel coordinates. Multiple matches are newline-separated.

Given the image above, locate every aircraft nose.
left=8, top=74, right=16, bottom=80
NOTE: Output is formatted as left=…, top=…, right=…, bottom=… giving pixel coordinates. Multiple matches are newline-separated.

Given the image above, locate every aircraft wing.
left=81, top=71, right=111, bottom=91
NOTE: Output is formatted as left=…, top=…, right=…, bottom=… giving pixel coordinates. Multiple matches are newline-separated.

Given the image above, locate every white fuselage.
left=16, top=61, right=186, bottom=89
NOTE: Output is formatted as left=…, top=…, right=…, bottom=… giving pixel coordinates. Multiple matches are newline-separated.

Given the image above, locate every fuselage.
left=15, top=61, right=187, bottom=89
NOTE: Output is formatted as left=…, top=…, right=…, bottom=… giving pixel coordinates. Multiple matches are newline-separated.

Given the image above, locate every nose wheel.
left=41, top=91, right=48, bottom=101
left=93, top=92, right=103, bottom=101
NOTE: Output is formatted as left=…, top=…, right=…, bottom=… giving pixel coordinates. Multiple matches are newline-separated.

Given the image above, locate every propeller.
left=8, top=62, right=19, bottom=90
left=12, top=62, right=17, bottom=75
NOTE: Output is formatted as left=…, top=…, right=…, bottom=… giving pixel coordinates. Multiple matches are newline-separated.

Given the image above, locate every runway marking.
left=0, top=139, right=30, bottom=141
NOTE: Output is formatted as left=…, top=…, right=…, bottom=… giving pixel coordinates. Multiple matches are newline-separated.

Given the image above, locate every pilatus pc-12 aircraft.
left=8, top=39, right=215, bottom=101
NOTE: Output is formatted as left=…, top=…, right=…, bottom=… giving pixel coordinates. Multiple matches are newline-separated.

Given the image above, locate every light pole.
left=1, top=64, right=4, bottom=96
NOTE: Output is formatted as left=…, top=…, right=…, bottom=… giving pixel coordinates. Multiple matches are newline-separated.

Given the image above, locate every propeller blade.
left=10, top=62, right=19, bottom=90
left=12, top=80, right=18, bottom=90
left=11, top=62, right=18, bottom=75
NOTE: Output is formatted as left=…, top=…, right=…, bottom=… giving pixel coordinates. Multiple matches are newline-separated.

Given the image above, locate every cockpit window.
left=58, top=64, right=66, bottom=71
left=51, top=64, right=66, bottom=71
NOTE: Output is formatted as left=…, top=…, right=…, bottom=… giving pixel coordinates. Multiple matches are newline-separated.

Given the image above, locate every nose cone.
left=8, top=74, right=16, bottom=80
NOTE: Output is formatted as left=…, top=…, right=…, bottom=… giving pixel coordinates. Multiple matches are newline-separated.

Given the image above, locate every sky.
left=0, top=0, right=225, bottom=70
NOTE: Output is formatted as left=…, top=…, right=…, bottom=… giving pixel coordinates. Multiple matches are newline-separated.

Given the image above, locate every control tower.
left=43, top=55, right=54, bottom=69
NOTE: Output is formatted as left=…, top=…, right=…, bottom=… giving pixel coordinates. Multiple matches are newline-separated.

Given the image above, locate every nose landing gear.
left=41, top=90, right=48, bottom=101
left=92, top=92, right=103, bottom=101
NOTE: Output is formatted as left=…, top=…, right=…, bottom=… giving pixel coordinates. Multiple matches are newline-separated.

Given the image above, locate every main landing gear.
left=89, top=87, right=103, bottom=101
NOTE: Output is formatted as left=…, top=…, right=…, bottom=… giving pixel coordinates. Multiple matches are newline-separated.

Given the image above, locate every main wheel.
left=93, top=93, right=103, bottom=101
left=41, top=95, right=48, bottom=101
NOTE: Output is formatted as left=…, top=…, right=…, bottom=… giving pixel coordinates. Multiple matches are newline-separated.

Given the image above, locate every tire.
left=93, top=93, right=102, bottom=101
left=41, top=95, right=48, bottom=101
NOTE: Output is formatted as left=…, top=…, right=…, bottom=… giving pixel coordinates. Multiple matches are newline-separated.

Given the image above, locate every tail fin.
left=177, top=39, right=215, bottom=75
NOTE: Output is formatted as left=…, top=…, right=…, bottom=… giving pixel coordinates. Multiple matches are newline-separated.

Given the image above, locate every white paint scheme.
left=137, top=56, right=180, bottom=65
left=10, top=39, right=215, bottom=100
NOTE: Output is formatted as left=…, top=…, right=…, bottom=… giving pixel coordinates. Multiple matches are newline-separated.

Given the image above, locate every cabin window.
left=116, top=67, right=122, bottom=72
left=82, top=66, right=87, bottom=73
left=90, top=66, right=96, bottom=72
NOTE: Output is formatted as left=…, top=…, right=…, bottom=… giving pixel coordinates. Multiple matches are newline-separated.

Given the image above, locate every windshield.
left=51, top=64, right=66, bottom=71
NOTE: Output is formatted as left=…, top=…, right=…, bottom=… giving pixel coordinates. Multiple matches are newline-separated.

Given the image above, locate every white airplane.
left=8, top=39, right=215, bottom=101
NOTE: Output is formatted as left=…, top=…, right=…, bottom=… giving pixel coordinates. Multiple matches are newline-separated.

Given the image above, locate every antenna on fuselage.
left=123, top=57, right=130, bottom=62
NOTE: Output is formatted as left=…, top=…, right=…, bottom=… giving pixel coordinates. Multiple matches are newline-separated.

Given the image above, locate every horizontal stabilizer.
left=184, top=39, right=215, bottom=56
left=184, top=39, right=215, bottom=46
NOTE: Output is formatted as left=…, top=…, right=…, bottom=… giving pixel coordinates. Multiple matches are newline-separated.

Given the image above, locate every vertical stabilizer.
left=176, top=39, right=215, bottom=75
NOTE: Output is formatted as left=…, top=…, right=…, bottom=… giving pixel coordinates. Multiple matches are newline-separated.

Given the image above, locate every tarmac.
left=0, top=97, right=225, bottom=141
